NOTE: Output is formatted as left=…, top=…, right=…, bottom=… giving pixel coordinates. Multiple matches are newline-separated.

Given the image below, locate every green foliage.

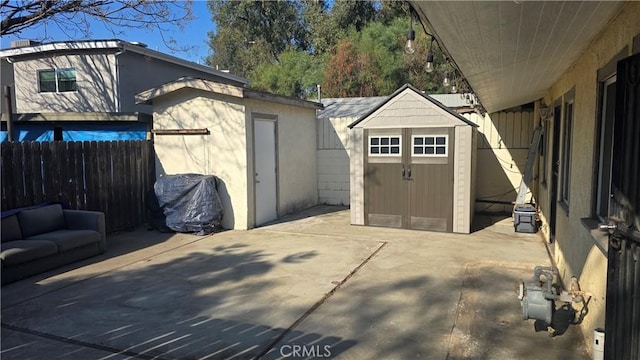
left=251, top=50, right=326, bottom=99
left=206, top=0, right=308, bottom=76
left=207, top=0, right=453, bottom=98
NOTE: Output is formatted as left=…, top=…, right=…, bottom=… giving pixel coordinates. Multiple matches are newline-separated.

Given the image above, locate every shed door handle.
left=407, top=166, right=412, bottom=179
left=402, top=164, right=406, bottom=178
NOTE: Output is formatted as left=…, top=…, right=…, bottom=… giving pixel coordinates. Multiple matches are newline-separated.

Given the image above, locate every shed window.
left=38, top=68, right=77, bottom=93
left=412, top=135, right=448, bottom=157
left=369, top=136, right=401, bottom=156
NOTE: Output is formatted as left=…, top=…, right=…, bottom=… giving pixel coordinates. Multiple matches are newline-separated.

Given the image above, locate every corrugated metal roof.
left=318, top=93, right=471, bottom=120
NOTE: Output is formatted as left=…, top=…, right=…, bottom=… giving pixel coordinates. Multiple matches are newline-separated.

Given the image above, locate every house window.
left=595, top=76, right=616, bottom=220
left=412, top=135, right=448, bottom=157
left=369, top=136, right=401, bottom=156
left=38, top=68, right=77, bottom=93
left=560, top=96, right=574, bottom=208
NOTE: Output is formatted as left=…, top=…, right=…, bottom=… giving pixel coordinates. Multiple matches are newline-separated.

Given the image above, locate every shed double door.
left=364, top=128, right=454, bottom=232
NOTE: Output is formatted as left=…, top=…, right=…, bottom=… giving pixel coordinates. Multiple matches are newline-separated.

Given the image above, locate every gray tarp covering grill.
left=154, top=174, right=223, bottom=235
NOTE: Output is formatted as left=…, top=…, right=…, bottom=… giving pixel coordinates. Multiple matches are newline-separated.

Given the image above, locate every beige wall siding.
left=357, top=91, right=466, bottom=129
left=350, top=127, right=365, bottom=225
left=534, top=1, right=640, bottom=348
left=153, top=90, right=248, bottom=230
left=317, top=117, right=352, bottom=150
left=246, top=100, right=318, bottom=223
left=12, top=52, right=118, bottom=113
left=463, top=111, right=534, bottom=213
left=453, top=126, right=474, bottom=233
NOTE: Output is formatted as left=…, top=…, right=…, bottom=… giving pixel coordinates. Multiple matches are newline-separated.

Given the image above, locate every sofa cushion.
left=1, top=215, right=22, bottom=242
left=27, top=230, right=101, bottom=252
left=1, top=240, right=59, bottom=266
left=17, top=204, right=66, bottom=238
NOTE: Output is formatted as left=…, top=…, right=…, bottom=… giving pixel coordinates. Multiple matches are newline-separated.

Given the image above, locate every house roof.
left=409, top=1, right=627, bottom=112
left=347, top=84, right=479, bottom=128
left=0, top=39, right=248, bottom=86
left=135, top=77, right=322, bottom=110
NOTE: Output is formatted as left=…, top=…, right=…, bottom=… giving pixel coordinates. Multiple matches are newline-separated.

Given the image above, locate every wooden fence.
left=1, top=140, right=154, bottom=233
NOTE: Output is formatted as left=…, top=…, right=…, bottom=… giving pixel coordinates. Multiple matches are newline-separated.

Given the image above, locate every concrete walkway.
left=1, top=206, right=589, bottom=359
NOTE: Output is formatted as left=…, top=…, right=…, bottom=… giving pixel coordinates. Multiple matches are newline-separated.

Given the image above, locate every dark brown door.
left=604, top=52, right=640, bottom=360
left=364, top=129, right=406, bottom=228
left=407, top=128, right=454, bottom=232
left=364, top=128, right=454, bottom=231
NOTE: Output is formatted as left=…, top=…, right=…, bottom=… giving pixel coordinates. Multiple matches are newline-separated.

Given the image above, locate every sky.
left=1, top=0, right=214, bottom=64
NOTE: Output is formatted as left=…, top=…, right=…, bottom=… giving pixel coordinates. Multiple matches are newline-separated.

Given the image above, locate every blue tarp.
left=1, top=122, right=146, bottom=142
left=63, top=123, right=146, bottom=141
left=0, top=123, right=54, bottom=142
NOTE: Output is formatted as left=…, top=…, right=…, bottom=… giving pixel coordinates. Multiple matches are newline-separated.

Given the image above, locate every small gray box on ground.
left=513, top=204, right=537, bottom=233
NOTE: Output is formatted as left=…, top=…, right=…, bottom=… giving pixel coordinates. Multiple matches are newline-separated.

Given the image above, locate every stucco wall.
left=245, top=99, right=318, bottom=225
left=534, top=1, right=640, bottom=349
left=11, top=52, right=118, bottom=113
left=152, top=89, right=248, bottom=230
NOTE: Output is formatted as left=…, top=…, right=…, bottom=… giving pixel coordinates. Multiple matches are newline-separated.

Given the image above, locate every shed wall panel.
left=350, top=128, right=365, bottom=225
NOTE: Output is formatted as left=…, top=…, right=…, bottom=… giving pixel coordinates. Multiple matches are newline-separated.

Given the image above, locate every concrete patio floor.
left=1, top=206, right=590, bottom=359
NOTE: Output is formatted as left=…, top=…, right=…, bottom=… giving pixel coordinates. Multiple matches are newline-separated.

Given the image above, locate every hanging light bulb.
left=404, top=17, right=416, bottom=54
left=443, top=71, right=450, bottom=87
left=425, top=38, right=434, bottom=73
left=451, top=82, right=457, bottom=93
left=465, top=94, right=471, bottom=104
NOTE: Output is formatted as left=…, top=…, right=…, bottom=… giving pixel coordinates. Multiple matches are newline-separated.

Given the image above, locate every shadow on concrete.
left=261, top=205, right=348, bottom=228
left=448, top=264, right=589, bottom=360
left=471, top=213, right=512, bottom=233
left=0, top=237, right=356, bottom=359
left=0, top=229, right=177, bottom=293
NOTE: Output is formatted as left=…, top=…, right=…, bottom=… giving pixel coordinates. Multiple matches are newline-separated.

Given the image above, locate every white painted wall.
left=152, top=90, right=249, bottom=230
left=317, top=149, right=350, bottom=205
left=317, top=116, right=353, bottom=205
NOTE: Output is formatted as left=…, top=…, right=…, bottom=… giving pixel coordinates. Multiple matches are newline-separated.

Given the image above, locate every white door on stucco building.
left=254, top=118, right=278, bottom=226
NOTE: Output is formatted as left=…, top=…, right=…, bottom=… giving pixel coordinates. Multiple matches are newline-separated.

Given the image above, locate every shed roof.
left=136, top=77, right=322, bottom=110
left=320, top=92, right=473, bottom=121
left=348, top=84, right=479, bottom=128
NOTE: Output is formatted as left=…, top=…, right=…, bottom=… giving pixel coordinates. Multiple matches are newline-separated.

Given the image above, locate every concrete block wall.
left=317, top=149, right=350, bottom=205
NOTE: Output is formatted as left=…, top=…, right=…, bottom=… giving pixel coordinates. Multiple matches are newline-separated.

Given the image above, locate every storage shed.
left=349, top=84, right=478, bottom=234
left=136, top=77, right=321, bottom=230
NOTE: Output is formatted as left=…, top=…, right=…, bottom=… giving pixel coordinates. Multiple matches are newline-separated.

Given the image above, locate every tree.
left=206, top=0, right=308, bottom=77
left=1, top=0, right=193, bottom=43
left=322, top=38, right=371, bottom=97
left=250, top=49, right=325, bottom=98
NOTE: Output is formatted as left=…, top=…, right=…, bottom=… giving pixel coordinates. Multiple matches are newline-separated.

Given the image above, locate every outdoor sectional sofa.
left=1, top=204, right=106, bottom=285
